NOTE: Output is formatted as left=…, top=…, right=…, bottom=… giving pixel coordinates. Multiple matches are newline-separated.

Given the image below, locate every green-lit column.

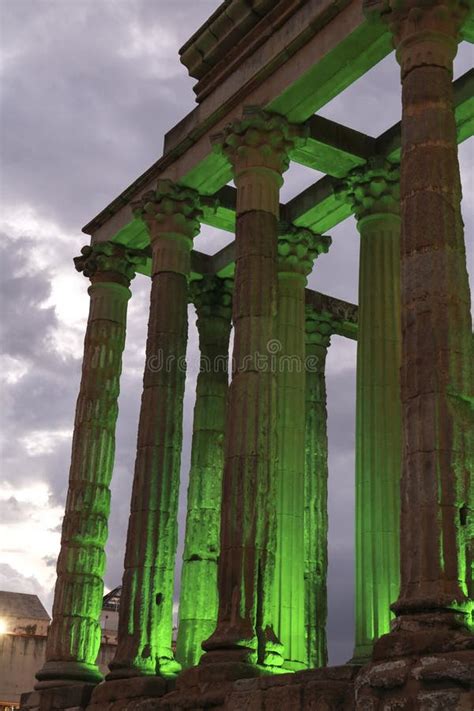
left=375, top=0, right=473, bottom=631
left=176, top=276, right=233, bottom=669
left=339, top=159, right=402, bottom=662
left=274, top=225, right=331, bottom=671
left=109, top=181, right=202, bottom=679
left=202, top=109, right=306, bottom=673
left=36, top=243, right=143, bottom=687
left=304, top=309, right=333, bottom=670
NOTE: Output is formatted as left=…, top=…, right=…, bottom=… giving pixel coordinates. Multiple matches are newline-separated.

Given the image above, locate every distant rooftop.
left=0, top=591, right=50, bottom=621
left=102, top=586, right=121, bottom=611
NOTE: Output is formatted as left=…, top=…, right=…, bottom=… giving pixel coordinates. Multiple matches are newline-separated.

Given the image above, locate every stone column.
left=201, top=108, right=306, bottom=673
left=108, top=181, right=202, bottom=679
left=176, top=276, right=233, bottom=669
left=36, top=243, right=143, bottom=687
left=338, top=159, right=402, bottom=662
left=372, top=0, right=473, bottom=634
left=274, top=225, right=331, bottom=671
left=304, top=309, right=333, bottom=670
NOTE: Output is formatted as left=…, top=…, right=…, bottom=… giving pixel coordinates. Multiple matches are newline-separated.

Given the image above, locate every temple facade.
left=21, top=1, right=473, bottom=709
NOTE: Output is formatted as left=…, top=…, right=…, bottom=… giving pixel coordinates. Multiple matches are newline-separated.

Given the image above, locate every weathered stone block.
left=225, top=690, right=264, bottom=710
left=412, top=654, right=474, bottom=685
left=365, top=660, right=410, bottom=689
left=264, top=684, right=302, bottom=709
left=90, top=677, right=167, bottom=703
left=417, top=690, right=463, bottom=711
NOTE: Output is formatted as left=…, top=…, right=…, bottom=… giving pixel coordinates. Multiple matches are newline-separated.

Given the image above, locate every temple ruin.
left=21, top=0, right=473, bottom=709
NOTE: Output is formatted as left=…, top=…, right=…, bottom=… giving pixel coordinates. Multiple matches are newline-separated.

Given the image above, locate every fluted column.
left=339, top=159, right=402, bottom=661
left=274, top=225, right=331, bottom=671
left=371, top=0, right=473, bottom=632
left=202, top=108, right=306, bottom=674
left=109, top=181, right=202, bottom=679
left=304, top=309, right=332, bottom=670
left=176, top=276, right=233, bottom=669
left=36, top=243, right=143, bottom=687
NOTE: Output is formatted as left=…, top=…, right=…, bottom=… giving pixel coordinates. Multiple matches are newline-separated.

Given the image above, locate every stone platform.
left=20, top=650, right=474, bottom=710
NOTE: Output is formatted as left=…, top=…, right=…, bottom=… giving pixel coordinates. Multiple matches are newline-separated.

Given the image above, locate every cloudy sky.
left=0, top=0, right=472, bottom=666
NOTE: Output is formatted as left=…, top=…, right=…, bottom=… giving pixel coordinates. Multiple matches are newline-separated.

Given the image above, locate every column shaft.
left=274, top=272, right=306, bottom=670
left=203, top=109, right=306, bottom=671
left=338, top=160, right=402, bottom=660
left=110, top=182, right=201, bottom=678
left=304, top=314, right=331, bottom=669
left=273, top=226, right=330, bottom=670
left=354, top=211, right=402, bottom=659
left=176, top=278, right=232, bottom=668
left=208, top=208, right=279, bottom=663
left=392, top=2, right=473, bottom=617
left=37, top=243, right=140, bottom=686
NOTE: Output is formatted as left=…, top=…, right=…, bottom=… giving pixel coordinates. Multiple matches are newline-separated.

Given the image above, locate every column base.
left=161, top=649, right=269, bottom=710
left=35, top=661, right=103, bottom=687
left=283, top=659, right=307, bottom=672
left=20, top=682, right=96, bottom=710
left=349, top=642, right=374, bottom=666
left=373, top=609, right=473, bottom=662
left=107, top=649, right=181, bottom=681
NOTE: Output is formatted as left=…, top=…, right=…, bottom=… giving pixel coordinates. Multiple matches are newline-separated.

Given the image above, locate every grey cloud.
left=1, top=0, right=219, bottom=233
left=0, top=563, right=47, bottom=600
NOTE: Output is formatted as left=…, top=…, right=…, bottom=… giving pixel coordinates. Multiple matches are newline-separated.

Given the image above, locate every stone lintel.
left=291, top=114, right=376, bottom=178
left=83, top=70, right=472, bottom=248
left=305, top=289, right=358, bottom=341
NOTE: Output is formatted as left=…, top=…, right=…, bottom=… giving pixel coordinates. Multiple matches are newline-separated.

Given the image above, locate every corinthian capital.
left=213, top=108, right=307, bottom=216
left=214, top=107, right=307, bottom=177
left=190, top=276, right=234, bottom=321
left=278, top=223, right=331, bottom=276
left=364, top=0, right=468, bottom=74
left=305, top=308, right=333, bottom=349
left=336, top=158, right=400, bottom=222
left=73, top=242, right=146, bottom=285
left=132, top=179, right=203, bottom=243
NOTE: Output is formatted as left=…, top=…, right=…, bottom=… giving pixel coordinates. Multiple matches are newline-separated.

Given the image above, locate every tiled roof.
left=0, top=590, right=50, bottom=621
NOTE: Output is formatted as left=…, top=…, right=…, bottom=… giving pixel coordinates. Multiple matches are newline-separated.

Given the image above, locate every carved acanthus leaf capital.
left=364, top=0, right=468, bottom=75
left=305, top=308, right=333, bottom=348
left=131, top=179, right=203, bottom=243
left=74, top=242, right=146, bottom=285
left=190, top=276, right=234, bottom=321
left=278, top=223, right=331, bottom=276
left=336, top=158, right=400, bottom=222
left=213, top=107, right=307, bottom=178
